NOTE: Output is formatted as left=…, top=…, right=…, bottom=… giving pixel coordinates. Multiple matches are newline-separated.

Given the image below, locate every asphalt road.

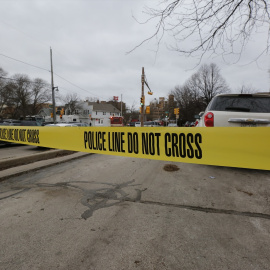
left=1, top=154, right=270, bottom=270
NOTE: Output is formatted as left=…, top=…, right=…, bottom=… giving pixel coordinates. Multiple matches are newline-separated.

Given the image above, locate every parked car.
left=45, top=123, right=78, bottom=127
left=128, top=122, right=136, bottom=127
left=1, top=119, right=21, bottom=126
left=135, top=122, right=141, bottom=127
left=168, top=123, right=178, bottom=127
left=0, top=119, right=39, bottom=126
left=66, top=122, right=89, bottom=127
left=20, top=121, right=39, bottom=126
left=144, top=121, right=162, bottom=127
left=197, top=93, right=270, bottom=127
left=184, top=121, right=192, bottom=127
left=194, top=112, right=204, bottom=126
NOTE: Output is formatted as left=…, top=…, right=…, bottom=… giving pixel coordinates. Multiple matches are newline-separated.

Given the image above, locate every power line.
left=0, top=53, right=50, bottom=72
left=0, top=19, right=80, bottom=68
left=53, top=72, right=103, bottom=99
left=0, top=53, right=105, bottom=99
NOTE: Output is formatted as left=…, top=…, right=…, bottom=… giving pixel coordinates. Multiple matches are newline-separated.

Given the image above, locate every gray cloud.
left=0, top=0, right=269, bottom=109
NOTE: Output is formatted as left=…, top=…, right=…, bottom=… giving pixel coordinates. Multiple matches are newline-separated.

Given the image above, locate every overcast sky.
left=0, top=0, right=269, bottom=109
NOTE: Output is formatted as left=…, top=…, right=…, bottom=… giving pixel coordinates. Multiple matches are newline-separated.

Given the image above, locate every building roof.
left=87, top=102, right=120, bottom=113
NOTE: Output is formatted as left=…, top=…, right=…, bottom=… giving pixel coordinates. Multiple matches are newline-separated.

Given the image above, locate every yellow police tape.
left=0, top=126, right=269, bottom=170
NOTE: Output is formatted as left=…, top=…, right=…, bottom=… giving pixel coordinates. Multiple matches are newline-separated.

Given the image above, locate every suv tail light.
left=204, top=112, right=214, bottom=127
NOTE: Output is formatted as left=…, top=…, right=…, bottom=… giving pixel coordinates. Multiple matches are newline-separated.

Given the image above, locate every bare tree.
left=85, top=96, right=98, bottom=102
left=30, top=78, right=51, bottom=115
left=10, top=74, right=32, bottom=119
left=0, top=68, right=11, bottom=118
left=189, top=63, right=230, bottom=105
left=124, top=102, right=140, bottom=123
left=172, top=84, right=205, bottom=124
left=62, top=93, right=82, bottom=115
left=172, top=63, right=229, bottom=124
left=132, top=1, right=270, bottom=62
left=0, top=68, right=52, bottom=119
left=237, top=84, right=258, bottom=93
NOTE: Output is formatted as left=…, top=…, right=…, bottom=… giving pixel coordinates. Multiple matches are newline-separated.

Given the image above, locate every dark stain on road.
left=236, top=188, right=253, bottom=196
left=163, top=164, right=180, bottom=172
left=79, top=179, right=146, bottom=220
left=35, top=180, right=145, bottom=220
left=2, top=178, right=270, bottom=221
left=0, top=179, right=146, bottom=220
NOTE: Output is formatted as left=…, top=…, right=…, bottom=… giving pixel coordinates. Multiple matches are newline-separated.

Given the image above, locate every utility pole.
left=50, top=47, right=56, bottom=124
left=120, top=94, right=123, bottom=116
left=140, top=67, right=145, bottom=127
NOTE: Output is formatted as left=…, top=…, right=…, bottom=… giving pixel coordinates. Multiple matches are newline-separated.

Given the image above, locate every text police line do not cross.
left=83, top=131, right=202, bottom=159
left=1, top=126, right=269, bottom=170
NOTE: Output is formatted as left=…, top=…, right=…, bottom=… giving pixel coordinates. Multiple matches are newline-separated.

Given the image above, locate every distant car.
left=144, top=121, right=161, bottom=127
left=184, top=121, right=192, bottom=127
left=135, top=122, right=141, bottom=127
left=0, top=119, right=39, bottom=126
left=20, top=121, right=39, bottom=126
left=194, top=112, right=204, bottom=126
left=66, top=122, right=89, bottom=127
left=45, top=123, right=77, bottom=127
left=128, top=122, right=136, bottom=127
left=168, top=123, right=178, bottom=127
left=197, top=93, right=270, bottom=127
left=1, top=119, right=21, bottom=126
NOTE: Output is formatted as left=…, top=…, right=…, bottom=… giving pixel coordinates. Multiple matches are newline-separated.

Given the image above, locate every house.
left=82, top=102, right=121, bottom=126
left=40, top=101, right=120, bottom=126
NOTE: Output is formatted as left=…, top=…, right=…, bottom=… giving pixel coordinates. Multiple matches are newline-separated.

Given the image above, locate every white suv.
left=197, top=93, right=270, bottom=127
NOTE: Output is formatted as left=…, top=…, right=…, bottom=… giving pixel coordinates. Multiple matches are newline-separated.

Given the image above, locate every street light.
left=52, top=86, right=58, bottom=123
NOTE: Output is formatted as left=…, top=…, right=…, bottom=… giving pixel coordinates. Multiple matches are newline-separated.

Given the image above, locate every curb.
left=0, top=149, right=75, bottom=170
left=0, top=151, right=92, bottom=182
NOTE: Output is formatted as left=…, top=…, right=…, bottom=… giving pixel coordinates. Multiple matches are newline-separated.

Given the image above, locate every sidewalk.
left=0, top=149, right=91, bottom=181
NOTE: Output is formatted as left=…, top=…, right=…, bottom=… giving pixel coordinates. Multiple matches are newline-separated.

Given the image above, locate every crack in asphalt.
left=0, top=188, right=30, bottom=200
left=138, top=200, right=270, bottom=221
left=1, top=180, right=270, bottom=221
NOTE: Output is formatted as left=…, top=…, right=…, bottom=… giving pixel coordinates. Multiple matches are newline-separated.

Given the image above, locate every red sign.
left=113, top=96, right=118, bottom=101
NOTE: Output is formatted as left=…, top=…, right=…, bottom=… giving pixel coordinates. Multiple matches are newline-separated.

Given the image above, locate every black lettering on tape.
left=27, top=129, right=40, bottom=144
left=127, top=132, right=139, bottom=154
left=171, top=133, right=178, bottom=157
left=195, top=133, right=202, bottom=159
left=179, top=133, right=186, bottom=158
left=108, top=132, right=125, bottom=153
left=142, top=132, right=160, bottom=156
left=187, top=133, right=194, bottom=158
left=84, top=131, right=106, bottom=151
left=0, top=128, right=7, bottom=140
left=165, top=133, right=171, bottom=157
left=164, top=132, right=202, bottom=160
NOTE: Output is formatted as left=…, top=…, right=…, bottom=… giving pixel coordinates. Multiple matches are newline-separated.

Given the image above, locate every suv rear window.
left=209, top=96, right=270, bottom=113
